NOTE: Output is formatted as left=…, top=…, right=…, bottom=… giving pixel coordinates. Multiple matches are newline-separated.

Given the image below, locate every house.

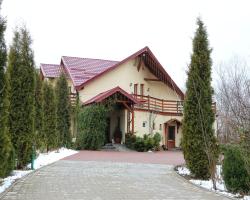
left=40, top=46, right=185, bottom=149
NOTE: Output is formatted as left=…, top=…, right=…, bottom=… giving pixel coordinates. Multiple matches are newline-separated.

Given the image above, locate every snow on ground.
left=177, top=166, right=191, bottom=175
left=0, top=148, right=78, bottom=194
left=27, top=147, right=78, bottom=170
left=177, top=165, right=249, bottom=199
left=0, top=170, right=31, bottom=193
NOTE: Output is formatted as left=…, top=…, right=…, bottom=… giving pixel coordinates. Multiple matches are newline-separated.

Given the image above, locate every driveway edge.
left=173, top=169, right=237, bottom=200
left=0, top=162, right=56, bottom=199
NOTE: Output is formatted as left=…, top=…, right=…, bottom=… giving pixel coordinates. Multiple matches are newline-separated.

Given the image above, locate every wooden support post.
left=127, top=109, right=130, bottom=133
left=132, top=105, right=134, bottom=134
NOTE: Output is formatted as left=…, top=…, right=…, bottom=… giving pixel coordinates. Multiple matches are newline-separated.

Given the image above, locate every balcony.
left=133, top=94, right=184, bottom=115
left=133, top=94, right=216, bottom=115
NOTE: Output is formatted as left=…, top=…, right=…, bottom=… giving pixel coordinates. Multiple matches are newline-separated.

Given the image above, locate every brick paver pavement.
left=63, top=150, right=185, bottom=165
left=0, top=151, right=230, bottom=200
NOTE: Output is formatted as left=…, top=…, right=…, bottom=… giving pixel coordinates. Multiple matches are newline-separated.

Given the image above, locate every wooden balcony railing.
left=133, top=94, right=184, bottom=115
left=133, top=94, right=216, bottom=115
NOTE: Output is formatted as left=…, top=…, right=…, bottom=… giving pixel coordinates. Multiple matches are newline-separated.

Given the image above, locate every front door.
left=166, top=125, right=175, bottom=149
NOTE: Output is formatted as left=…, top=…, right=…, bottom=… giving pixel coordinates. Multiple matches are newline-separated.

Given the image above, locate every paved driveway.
left=63, top=150, right=185, bottom=165
left=0, top=151, right=229, bottom=200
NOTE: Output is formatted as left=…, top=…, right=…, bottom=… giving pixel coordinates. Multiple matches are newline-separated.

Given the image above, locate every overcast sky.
left=1, top=0, right=250, bottom=89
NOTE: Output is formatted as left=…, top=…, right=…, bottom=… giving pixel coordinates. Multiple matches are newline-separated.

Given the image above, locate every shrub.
left=222, top=145, right=250, bottom=194
left=144, top=136, right=154, bottom=151
left=126, top=133, right=162, bottom=152
left=134, top=137, right=145, bottom=152
left=125, top=133, right=136, bottom=149
left=153, top=132, right=161, bottom=147
left=76, top=104, right=108, bottom=150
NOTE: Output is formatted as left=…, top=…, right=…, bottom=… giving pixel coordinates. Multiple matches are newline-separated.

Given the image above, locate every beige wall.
left=133, top=110, right=183, bottom=147
left=78, top=58, right=181, bottom=103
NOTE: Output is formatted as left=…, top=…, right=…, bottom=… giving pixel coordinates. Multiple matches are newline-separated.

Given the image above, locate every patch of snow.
left=0, top=170, right=31, bottom=193
left=177, top=165, right=247, bottom=199
left=177, top=166, right=191, bottom=176
left=27, top=147, right=78, bottom=170
left=0, top=148, right=78, bottom=194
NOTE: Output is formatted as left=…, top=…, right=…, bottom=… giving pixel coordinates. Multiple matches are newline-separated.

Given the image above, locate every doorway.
left=166, top=125, right=175, bottom=149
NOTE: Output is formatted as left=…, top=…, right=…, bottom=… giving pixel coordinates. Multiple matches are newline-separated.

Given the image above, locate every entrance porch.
left=84, top=86, right=140, bottom=144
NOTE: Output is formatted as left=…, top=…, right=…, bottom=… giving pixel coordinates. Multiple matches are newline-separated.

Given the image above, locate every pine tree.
left=42, top=82, right=57, bottom=151
left=34, top=71, right=44, bottom=149
left=8, top=27, right=35, bottom=169
left=55, top=73, right=71, bottom=147
left=0, top=8, right=14, bottom=177
left=182, top=18, right=218, bottom=180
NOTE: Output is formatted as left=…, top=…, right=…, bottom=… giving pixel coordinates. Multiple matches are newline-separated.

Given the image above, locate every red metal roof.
left=61, top=57, right=118, bottom=87
left=40, top=64, right=62, bottom=78
left=84, top=86, right=140, bottom=105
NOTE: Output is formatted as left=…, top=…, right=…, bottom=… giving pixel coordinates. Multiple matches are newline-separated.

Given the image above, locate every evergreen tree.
left=42, top=82, right=57, bottom=151
left=34, top=71, right=44, bottom=149
left=76, top=104, right=108, bottom=150
left=55, top=73, right=71, bottom=147
left=72, top=92, right=80, bottom=138
left=182, top=18, right=218, bottom=179
left=8, top=27, right=35, bottom=169
left=0, top=7, right=14, bottom=177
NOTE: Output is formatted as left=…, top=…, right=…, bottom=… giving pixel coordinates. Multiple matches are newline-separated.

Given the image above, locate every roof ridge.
left=40, top=63, right=60, bottom=66
left=61, top=56, right=119, bottom=63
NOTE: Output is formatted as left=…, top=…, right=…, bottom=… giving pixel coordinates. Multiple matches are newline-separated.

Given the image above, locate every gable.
left=78, top=58, right=182, bottom=103
left=75, top=47, right=184, bottom=100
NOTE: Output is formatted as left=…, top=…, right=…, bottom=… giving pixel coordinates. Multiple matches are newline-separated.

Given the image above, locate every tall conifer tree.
left=8, top=27, right=35, bottom=168
left=182, top=18, right=218, bottom=179
left=0, top=2, right=14, bottom=177
left=55, top=73, right=71, bottom=147
left=42, top=82, right=57, bottom=151
left=34, top=71, right=44, bottom=149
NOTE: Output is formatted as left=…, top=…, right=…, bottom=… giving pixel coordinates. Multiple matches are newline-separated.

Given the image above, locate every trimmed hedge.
left=222, top=145, right=250, bottom=194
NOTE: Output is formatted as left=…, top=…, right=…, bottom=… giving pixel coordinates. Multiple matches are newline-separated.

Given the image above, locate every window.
left=159, top=124, right=162, bottom=130
left=140, top=84, right=144, bottom=96
left=142, top=121, right=146, bottom=127
left=68, top=86, right=72, bottom=93
left=134, top=84, right=138, bottom=95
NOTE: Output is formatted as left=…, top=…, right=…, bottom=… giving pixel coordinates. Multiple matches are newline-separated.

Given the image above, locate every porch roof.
left=83, top=86, right=140, bottom=106
left=166, top=118, right=182, bottom=124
